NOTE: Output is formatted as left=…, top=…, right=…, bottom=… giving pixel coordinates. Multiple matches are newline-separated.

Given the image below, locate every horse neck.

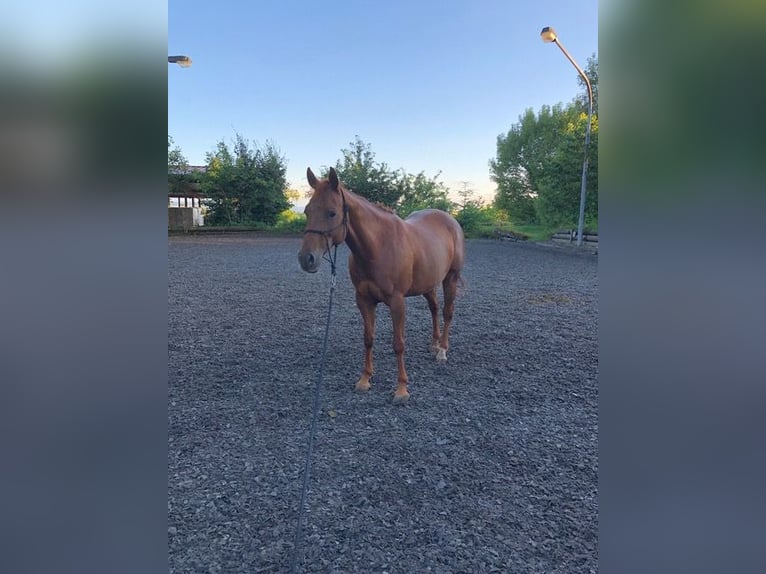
left=343, top=189, right=392, bottom=261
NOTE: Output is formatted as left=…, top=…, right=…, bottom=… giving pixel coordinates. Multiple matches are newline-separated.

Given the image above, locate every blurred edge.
left=2, top=1, right=766, bottom=573
left=0, top=8, right=168, bottom=574
left=601, top=1, right=766, bottom=574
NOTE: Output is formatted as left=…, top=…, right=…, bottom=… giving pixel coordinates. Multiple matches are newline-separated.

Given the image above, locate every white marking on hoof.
left=392, top=392, right=410, bottom=404
left=435, top=348, right=447, bottom=362
left=355, top=379, right=371, bottom=392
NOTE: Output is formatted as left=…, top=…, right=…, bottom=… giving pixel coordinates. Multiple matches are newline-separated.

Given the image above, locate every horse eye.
left=328, top=210, right=337, bottom=218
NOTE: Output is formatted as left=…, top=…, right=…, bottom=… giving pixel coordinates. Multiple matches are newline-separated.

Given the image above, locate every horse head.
left=298, top=166, right=348, bottom=273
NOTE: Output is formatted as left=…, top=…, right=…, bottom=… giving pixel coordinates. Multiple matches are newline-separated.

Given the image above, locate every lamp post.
left=168, top=55, right=192, bottom=68
left=540, top=26, right=592, bottom=246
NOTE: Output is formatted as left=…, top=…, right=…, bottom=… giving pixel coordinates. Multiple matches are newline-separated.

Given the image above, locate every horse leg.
left=389, top=295, right=410, bottom=404
left=423, top=289, right=441, bottom=355
left=437, top=271, right=459, bottom=363
left=355, top=294, right=377, bottom=392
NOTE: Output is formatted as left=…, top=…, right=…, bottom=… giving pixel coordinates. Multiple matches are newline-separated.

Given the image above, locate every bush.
left=455, top=203, right=498, bottom=237
left=274, top=210, right=306, bottom=233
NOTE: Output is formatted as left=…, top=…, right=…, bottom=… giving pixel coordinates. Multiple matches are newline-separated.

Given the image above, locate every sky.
left=168, top=0, right=598, bottom=207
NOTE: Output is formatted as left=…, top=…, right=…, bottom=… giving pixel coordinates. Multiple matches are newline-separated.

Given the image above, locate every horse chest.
left=350, top=273, right=395, bottom=302
left=349, top=258, right=403, bottom=302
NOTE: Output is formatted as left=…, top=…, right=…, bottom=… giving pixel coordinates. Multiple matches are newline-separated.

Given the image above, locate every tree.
left=334, top=136, right=400, bottom=207
left=395, top=170, right=454, bottom=217
left=202, top=141, right=236, bottom=225
left=453, top=181, right=492, bottom=234
left=284, top=188, right=301, bottom=208
left=491, top=105, right=565, bottom=224
left=537, top=56, right=598, bottom=228
left=536, top=110, right=599, bottom=228
left=202, top=134, right=290, bottom=226
left=168, top=136, right=192, bottom=196
left=456, top=181, right=474, bottom=209
left=333, top=137, right=456, bottom=217
left=576, top=55, right=598, bottom=115
left=491, top=55, right=598, bottom=227
left=168, top=136, right=188, bottom=172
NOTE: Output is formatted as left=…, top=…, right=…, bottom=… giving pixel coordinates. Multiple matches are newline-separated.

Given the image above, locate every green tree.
left=455, top=199, right=501, bottom=237
left=168, top=135, right=192, bottom=196
left=491, top=56, right=598, bottom=228
left=284, top=188, right=301, bottom=208
left=333, top=137, right=457, bottom=216
left=395, top=170, right=454, bottom=217
left=576, top=55, right=598, bottom=115
left=202, top=134, right=289, bottom=226
left=491, top=105, right=565, bottom=224
left=536, top=111, right=599, bottom=228
left=168, top=135, right=188, bottom=172
left=536, top=56, right=599, bottom=228
left=334, top=136, right=400, bottom=207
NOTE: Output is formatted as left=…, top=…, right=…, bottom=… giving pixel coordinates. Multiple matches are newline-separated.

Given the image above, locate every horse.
left=298, top=167, right=465, bottom=404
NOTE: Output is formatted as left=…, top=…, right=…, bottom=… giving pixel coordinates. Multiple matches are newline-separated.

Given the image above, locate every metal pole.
left=551, top=39, right=593, bottom=246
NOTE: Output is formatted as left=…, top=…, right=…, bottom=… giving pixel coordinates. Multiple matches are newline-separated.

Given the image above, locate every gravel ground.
left=168, top=234, right=598, bottom=573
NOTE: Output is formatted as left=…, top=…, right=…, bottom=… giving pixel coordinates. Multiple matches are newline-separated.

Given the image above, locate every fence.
left=551, top=229, right=598, bottom=244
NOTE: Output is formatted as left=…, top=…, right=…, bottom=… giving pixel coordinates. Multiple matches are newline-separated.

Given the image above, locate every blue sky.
left=169, top=0, right=597, bottom=204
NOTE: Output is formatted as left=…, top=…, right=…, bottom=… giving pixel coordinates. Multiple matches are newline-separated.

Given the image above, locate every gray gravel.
left=168, top=235, right=598, bottom=573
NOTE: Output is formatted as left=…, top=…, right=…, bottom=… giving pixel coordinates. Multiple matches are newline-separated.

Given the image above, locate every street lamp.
left=168, top=55, right=192, bottom=68
left=540, top=26, right=593, bottom=246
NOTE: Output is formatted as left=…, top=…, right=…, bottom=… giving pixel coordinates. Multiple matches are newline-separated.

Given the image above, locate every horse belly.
left=405, top=229, right=456, bottom=295
left=405, top=249, right=452, bottom=296
left=405, top=270, right=446, bottom=296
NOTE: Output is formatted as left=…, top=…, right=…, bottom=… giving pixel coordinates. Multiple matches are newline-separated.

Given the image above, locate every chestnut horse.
left=298, top=167, right=465, bottom=403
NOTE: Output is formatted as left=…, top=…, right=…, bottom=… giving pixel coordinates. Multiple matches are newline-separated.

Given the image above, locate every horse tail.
left=457, top=273, right=467, bottom=297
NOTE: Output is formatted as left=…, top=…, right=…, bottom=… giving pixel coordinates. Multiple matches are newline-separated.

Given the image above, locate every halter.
left=303, top=189, right=349, bottom=275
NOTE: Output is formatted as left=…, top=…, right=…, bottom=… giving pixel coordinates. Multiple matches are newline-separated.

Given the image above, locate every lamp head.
left=168, top=55, right=192, bottom=68
left=540, top=26, right=557, bottom=43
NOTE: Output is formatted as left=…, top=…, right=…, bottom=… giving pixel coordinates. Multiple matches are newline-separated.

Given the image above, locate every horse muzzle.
left=298, top=250, right=321, bottom=273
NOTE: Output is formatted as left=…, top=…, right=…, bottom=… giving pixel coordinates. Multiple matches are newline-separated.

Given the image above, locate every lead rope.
left=289, top=244, right=339, bottom=574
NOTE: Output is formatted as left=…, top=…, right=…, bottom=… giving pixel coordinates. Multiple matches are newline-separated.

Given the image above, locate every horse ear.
left=307, top=167, right=318, bottom=189
left=328, top=167, right=339, bottom=191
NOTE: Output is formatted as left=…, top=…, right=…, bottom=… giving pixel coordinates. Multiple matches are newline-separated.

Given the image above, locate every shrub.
left=455, top=203, right=498, bottom=237
left=274, top=210, right=306, bottom=233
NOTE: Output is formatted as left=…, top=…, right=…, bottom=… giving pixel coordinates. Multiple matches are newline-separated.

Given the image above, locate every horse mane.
left=373, top=201, right=396, bottom=214
left=343, top=185, right=398, bottom=216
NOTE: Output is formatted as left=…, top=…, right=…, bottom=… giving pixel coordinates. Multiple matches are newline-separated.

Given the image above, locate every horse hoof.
left=355, top=380, right=371, bottom=392
left=435, top=348, right=447, bottom=362
left=392, top=392, right=410, bottom=404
